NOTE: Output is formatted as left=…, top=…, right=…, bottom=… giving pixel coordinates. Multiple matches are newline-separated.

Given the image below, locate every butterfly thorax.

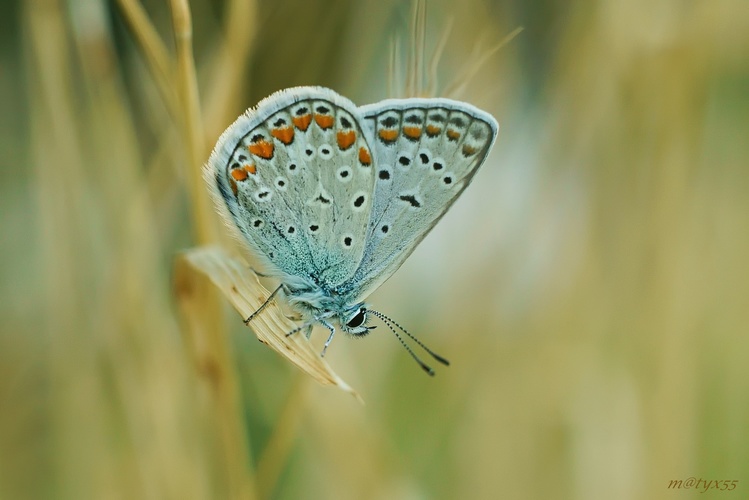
left=282, top=274, right=370, bottom=336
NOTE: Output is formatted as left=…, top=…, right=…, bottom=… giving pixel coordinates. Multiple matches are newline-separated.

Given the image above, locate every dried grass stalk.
left=114, top=0, right=179, bottom=119
left=174, top=246, right=361, bottom=401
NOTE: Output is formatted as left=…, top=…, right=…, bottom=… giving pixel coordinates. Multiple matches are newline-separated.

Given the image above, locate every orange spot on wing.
left=270, top=127, right=294, bottom=145
left=336, top=130, right=356, bottom=150
left=378, top=129, right=399, bottom=142
left=248, top=140, right=274, bottom=159
left=426, top=125, right=442, bottom=137
left=244, top=163, right=257, bottom=174
left=462, top=144, right=478, bottom=156
left=358, top=147, right=371, bottom=165
left=231, top=168, right=248, bottom=181
left=403, top=126, right=422, bottom=139
left=229, top=178, right=238, bottom=196
left=446, top=129, right=461, bottom=140
left=315, top=114, right=334, bottom=129
left=292, top=114, right=312, bottom=131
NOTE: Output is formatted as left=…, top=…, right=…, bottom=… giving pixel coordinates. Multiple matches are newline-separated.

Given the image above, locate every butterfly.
left=205, top=87, right=497, bottom=374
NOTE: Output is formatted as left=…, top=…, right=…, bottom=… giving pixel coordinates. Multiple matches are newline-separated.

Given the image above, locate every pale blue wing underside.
left=337, top=98, right=498, bottom=303
left=204, top=87, right=378, bottom=288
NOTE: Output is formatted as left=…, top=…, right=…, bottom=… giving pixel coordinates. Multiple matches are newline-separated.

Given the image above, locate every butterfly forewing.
left=340, top=98, right=498, bottom=302
left=205, top=87, right=377, bottom=286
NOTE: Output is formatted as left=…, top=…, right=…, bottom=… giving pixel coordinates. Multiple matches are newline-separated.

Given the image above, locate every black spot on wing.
left=470, top=126, right=486, bottom=139
left=398, top=194, right=421, bottom=208
left=381, top=116, right=398, bottom=127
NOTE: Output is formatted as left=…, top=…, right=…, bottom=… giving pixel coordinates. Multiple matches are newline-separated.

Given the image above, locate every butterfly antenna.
left=369, top=310, right=450, bottom=367
left=368, top=310, right=450, bottom=370
left=369, top=310, right=435, bottom=376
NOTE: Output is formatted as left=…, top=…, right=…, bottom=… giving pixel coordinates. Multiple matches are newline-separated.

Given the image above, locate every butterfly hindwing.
left=205, top=87, right=377, bottom=287
left=339, top=98, right=498, bottom=302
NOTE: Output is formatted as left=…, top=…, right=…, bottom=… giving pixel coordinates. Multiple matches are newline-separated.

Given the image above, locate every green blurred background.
left=2, top=0, right=748, bottom=498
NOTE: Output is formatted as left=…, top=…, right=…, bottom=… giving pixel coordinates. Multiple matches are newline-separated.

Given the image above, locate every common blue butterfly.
left=205, top=87, right=497, bottom=374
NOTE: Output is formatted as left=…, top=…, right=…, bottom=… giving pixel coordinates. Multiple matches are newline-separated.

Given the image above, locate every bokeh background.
left=2, top=0, right=748, bottom=498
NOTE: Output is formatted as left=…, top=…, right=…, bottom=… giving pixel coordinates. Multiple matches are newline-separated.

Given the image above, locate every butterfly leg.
left=244, top=284, right=283, bottom=324
left=285, top=321, right=314, bottom=339
left=320, top=320, right=336, bottom=357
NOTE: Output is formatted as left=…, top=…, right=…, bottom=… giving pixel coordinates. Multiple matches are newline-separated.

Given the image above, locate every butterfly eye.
left=346, top=309, right=366, bottom=328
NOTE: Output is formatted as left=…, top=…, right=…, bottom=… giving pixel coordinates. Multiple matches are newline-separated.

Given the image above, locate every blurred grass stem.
left=115, top=0, right=179, bottom=120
